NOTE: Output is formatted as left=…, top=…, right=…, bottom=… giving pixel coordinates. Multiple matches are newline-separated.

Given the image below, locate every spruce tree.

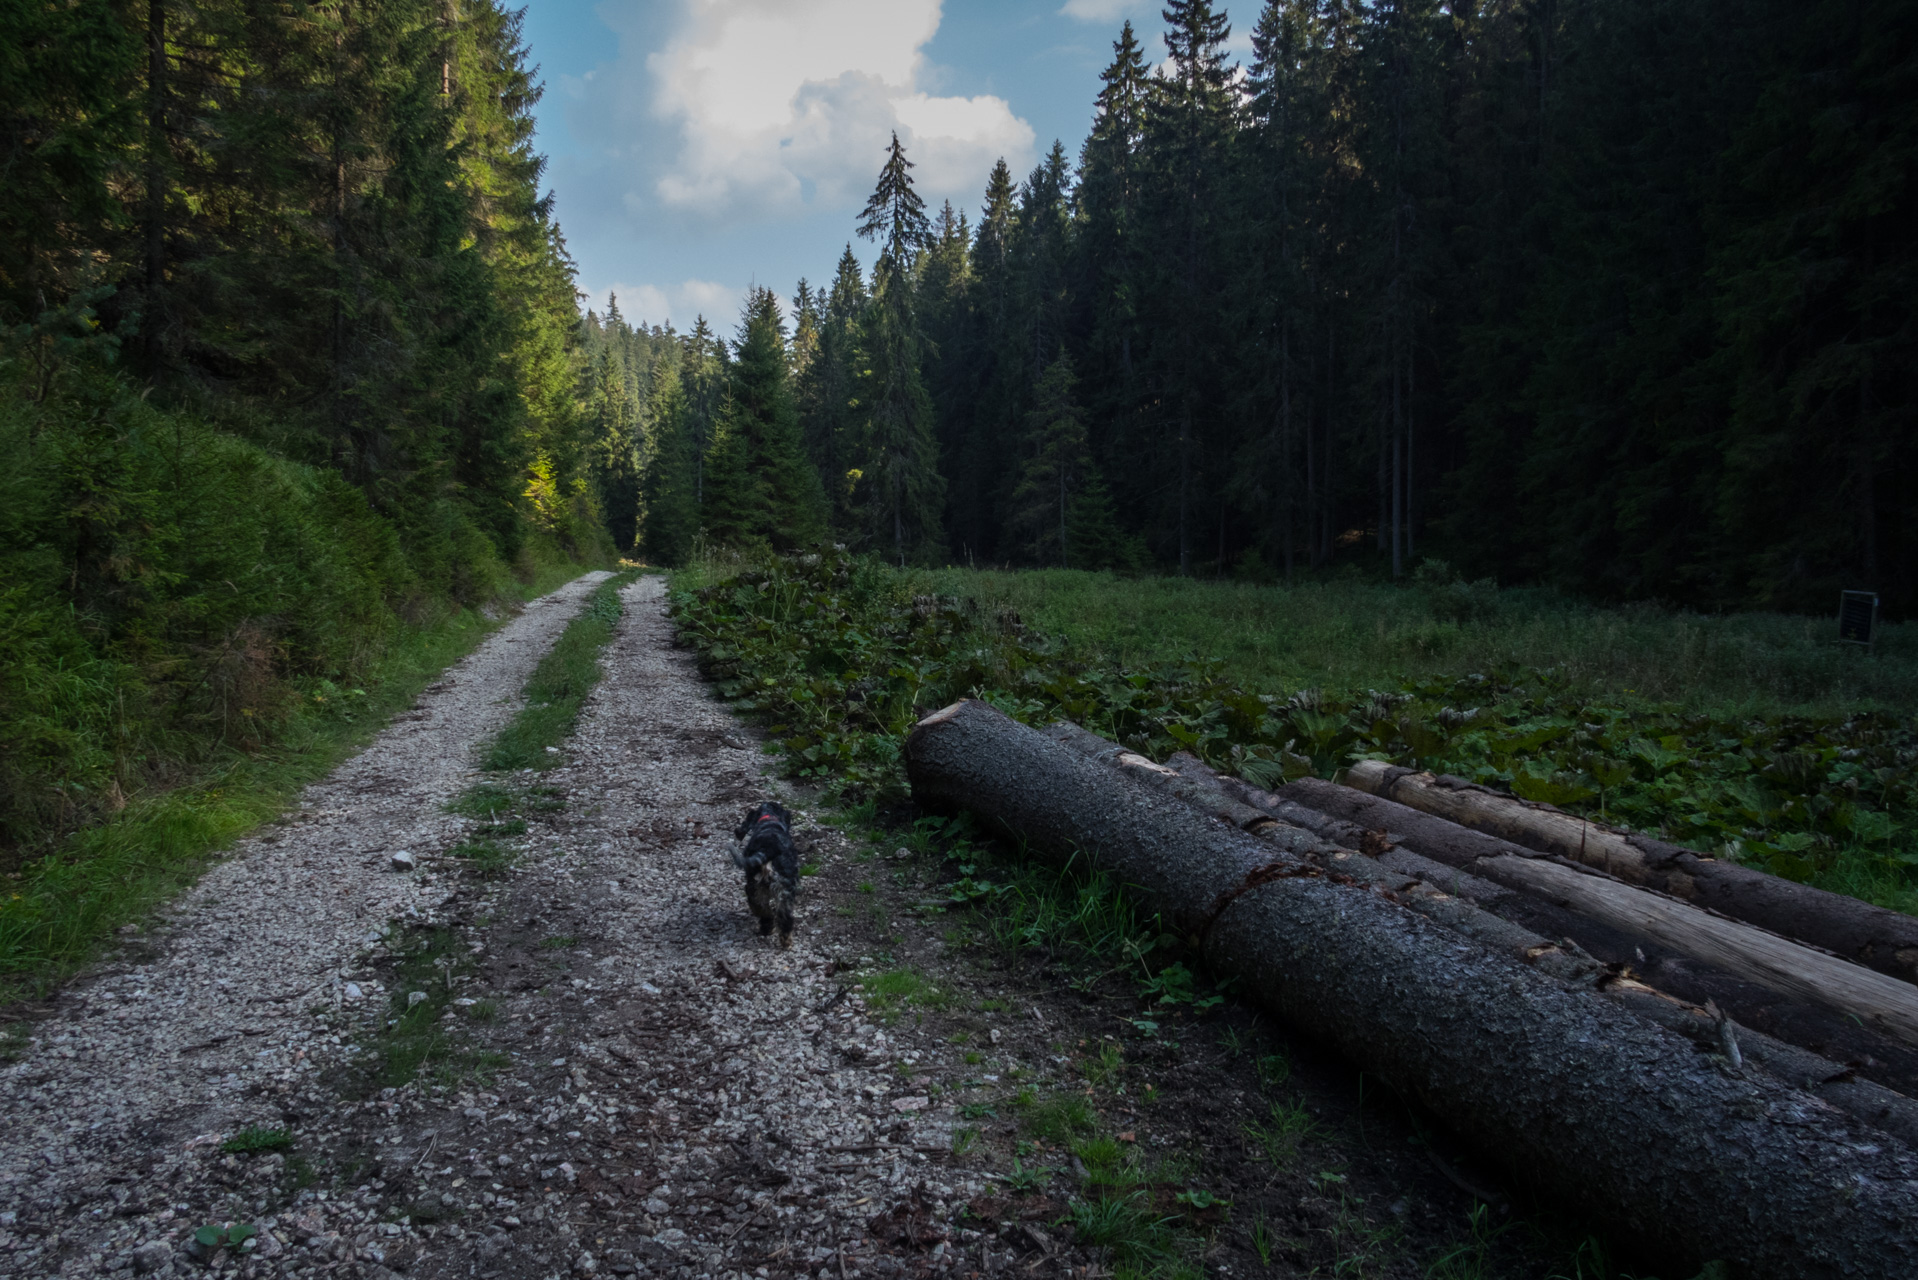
left=700, top=287, right=827, bottom=550
left=1008, top=354, right=1090, bottom=566
left=795, top=247, right=868, bottom=532
left=854, top=134, right=947, bottom=564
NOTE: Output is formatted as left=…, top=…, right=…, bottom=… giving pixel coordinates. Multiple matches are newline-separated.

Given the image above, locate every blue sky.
left=517, top=0, right=1203, bottom=331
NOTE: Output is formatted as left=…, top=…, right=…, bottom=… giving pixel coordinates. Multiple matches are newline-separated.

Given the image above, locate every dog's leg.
left=759, top=915, right=775, bottom=937
left=777, top=909, right=794, bottom=948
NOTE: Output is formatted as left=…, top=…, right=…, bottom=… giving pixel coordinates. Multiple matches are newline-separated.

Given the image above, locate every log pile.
left=905, top=700, right=1918, bottom=1278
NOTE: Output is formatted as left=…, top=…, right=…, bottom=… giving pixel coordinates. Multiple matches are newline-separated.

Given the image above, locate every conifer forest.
left=596, top=0, right=1916, bottom=617
left=4, top=1, right=1916, bottom=911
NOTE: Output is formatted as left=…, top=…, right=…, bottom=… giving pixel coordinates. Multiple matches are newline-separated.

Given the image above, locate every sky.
left=517, top=0, right=1202, bottom=332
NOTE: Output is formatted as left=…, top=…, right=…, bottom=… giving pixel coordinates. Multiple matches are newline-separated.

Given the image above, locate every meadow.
left=673, top=551, right=1918, bottom=917
left=915, top=565, right=1918, bottom=721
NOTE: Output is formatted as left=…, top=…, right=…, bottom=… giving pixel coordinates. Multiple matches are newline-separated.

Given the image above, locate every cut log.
left=1346, top=760, right=1918, bottom=984
left=1274, top=775, right=1918, bottom=1093
left=906, top=701, right=1918, bottom=1276
left=1154, top=751, right=1918, bottom=1148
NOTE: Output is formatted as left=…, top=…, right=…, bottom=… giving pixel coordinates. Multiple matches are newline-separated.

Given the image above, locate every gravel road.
left=0, top=575, right=996, bottom=1280
left=0, top=571, right=1527, bottom=1280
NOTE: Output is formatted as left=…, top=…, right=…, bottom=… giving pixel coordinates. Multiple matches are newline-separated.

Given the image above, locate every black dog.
left=732, top=802, right=800, bottom=947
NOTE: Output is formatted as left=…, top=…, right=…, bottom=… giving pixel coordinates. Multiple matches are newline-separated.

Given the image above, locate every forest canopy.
left=590, top=0, right=1915, bottom=618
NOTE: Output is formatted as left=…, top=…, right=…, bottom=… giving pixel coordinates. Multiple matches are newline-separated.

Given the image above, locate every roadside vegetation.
left=672, top=548, right=1916, bottom=919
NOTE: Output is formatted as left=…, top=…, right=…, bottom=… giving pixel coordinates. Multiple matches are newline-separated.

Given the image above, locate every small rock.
left=573, top=1251, right=599, bottom=1275
left=891, top=1096, right=930, bottom=1113
left=407, top=991, right=428, bottom=1008
left=989, top=1028, right=1001, bottom=1044
left=390, top=852, right=416, bottom=871
left=131, top=1241, right=173, bottom=1274
left=343, top=983, right=364, bottom=1001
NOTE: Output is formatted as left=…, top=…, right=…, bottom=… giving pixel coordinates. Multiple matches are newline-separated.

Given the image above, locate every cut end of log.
left=915, top=700, right=972, bottom=730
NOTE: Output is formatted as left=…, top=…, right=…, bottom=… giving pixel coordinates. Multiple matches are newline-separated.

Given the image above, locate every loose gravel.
left=0, top=572, right=1535, bottom=1280
left=0, top=572, right=610, bottom=1277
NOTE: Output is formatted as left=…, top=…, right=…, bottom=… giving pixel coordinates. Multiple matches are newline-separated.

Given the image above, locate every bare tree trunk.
left=144, top=0, right=166, bottom=364
left=904, top=700, right=1918, bottom=1278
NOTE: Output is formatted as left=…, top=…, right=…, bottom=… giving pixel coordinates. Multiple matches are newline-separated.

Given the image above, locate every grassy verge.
left=0, top=560, right=602, bottom=1004
left=671, top=549, right=1917, bottom=913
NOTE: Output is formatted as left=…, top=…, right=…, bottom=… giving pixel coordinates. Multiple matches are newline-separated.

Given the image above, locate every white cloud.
left=592, top=279, right=745, bottom=330
left=639, top=0, right=1034, bottom=222
left=1058, top=0, right=1153, bottom=21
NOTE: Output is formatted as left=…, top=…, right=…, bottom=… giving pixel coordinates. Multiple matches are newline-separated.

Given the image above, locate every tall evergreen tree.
left=701, top=287, right=828, bottom=550
left=1008, top=353, right=1090, bottom=565
left=853, top=134, right=946, bottom=564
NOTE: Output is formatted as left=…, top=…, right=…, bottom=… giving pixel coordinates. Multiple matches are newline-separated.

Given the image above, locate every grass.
left=860, top=966, right=949, bottom=1019
left=0, top=559, right=602, bottom=1003
left=916, top=564, right=1918, bottom=720
left=673, top=549, right=1918, bottom=914
left=355, top=924, right=508, bottom=1093
left=221, top=1125, right=294, bottom=1154
left=482, top=576, right=634, bottom=770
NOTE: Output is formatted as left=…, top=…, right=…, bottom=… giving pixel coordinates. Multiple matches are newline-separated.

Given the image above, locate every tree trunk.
left=1152, top=750, right=1918, bottom=1149
left=1346, top=762, right=1918, bottom=985
left=1273, top=774, right=1918, bottom=1094
left=904, top=700, right=1918, bottom=1277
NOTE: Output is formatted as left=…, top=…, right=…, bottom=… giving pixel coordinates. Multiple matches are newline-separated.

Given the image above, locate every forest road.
left=0, top=575, right=1001, bottom=1280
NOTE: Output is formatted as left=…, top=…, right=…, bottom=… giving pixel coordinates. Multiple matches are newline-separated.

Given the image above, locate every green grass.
left=0, top=561, right=600, bottom=1003
left=916, top=564, right=1918, bottom=720
left=860, top=966, right=949, bottom=1017
left=221, top=1125, right=293, bottom=1154
left=672, top=550, right=1918, bottom=915
left=356, top=925, right=507, bottom=1093
left=482, top=576, right=634, bottom=770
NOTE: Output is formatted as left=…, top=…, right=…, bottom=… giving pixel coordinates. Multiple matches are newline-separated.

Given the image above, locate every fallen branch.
left=906, top=701, right=1918, bottom=1277
left=1346, top=761, right=1918, bottom=985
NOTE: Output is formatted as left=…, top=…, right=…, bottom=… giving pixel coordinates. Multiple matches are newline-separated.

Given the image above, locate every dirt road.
left=0, top=573, right=1535, bottom=1280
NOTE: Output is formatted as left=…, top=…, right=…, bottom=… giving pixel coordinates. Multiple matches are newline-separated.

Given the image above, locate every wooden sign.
left=1840, top=590, right=1878, bottom=646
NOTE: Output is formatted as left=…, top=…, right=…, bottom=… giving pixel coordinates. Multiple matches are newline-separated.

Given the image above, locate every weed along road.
left=0, top=575, right=1011, bottom=1280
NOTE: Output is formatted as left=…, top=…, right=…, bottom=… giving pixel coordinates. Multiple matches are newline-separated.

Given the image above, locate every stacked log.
left=1343, top=760, right=1918, bottom=983
left=905, top=700, right=1918, bottom=1277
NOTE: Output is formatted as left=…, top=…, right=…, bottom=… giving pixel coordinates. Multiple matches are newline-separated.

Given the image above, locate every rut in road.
left=0, top=575, right=1004, bottom=1280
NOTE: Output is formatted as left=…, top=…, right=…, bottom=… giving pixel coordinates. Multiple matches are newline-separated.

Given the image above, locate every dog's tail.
left=732, top=844, right=767, bottom=873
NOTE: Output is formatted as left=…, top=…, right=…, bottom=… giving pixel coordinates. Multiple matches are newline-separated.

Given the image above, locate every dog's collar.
left=756, top=814, right=783, bottom=825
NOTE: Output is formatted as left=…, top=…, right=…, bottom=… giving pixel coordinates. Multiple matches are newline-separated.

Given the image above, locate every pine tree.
left=586, top=345, right=640, bottom=549
left=854, top=134, right=946, bottom=564
left=1077, top=21, right=1151, bottom=422
left=1140, top=0, right=1240, bottom=573
left=1008, top=353, right=1090, bottom=565
left=701, top=287, right=827, bottom=550
left=639, top=349, right=699, bottom=565
left=795, top=247, right=868, bottom=531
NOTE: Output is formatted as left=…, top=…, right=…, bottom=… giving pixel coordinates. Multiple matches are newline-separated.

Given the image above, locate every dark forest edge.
left=669, top=549, right=1918, bottom=920
left=588, top=0, right=1914, bottom=620
left=1, top=0, right=621, bottom=995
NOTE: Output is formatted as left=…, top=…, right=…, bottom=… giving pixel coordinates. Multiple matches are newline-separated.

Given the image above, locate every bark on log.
left=906, top=701, right=1918, bottom=1276
left=1274, top=775, right=1918, bottom=1094
left=1154, top=754, right=1918, bottom=1148
left=1346, top=760, right=1918, bottom=984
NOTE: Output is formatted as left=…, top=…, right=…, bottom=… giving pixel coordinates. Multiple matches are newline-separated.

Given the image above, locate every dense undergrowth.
left=670, top=549, right=1918, bottom=914
left=0, top=360, right=614, bottom=998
